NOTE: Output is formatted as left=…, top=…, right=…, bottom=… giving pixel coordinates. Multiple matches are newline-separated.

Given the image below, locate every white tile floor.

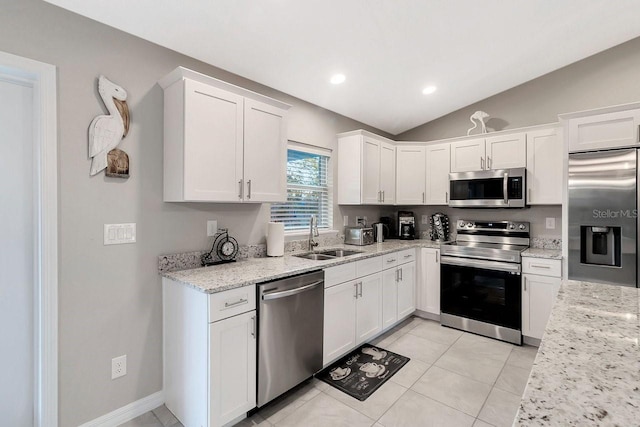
left=121, top=316, right=538, bottom=427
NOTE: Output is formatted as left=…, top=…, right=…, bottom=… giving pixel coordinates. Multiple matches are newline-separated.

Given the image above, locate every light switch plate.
left=207, top=220, right=218, bottom=237
left=104, top=223, right=136, bottom=245
left=546, top=217, right=556, bottom=229
left=343, top=216, right=349, bottom=227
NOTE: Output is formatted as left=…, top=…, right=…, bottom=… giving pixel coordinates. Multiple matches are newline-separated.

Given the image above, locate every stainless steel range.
left=440, top=220, right=530, bottom=345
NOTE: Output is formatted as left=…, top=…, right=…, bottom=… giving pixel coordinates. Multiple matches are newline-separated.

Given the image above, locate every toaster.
left=344, top=226, right=375, bottom=246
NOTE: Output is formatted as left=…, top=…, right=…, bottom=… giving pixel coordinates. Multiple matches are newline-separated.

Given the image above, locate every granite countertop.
left=516, top=280, right=640, bottom=426
left=162, top=240, right=441, bottom=293
left=521, top=248, right=562, bottom=260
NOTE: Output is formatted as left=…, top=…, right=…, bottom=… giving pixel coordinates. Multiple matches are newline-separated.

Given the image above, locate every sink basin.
left=293, top=249, right=363, bottom=260
left=318, top=249, right=363, bottom=257
left=294, top=253, right=336, bottom=260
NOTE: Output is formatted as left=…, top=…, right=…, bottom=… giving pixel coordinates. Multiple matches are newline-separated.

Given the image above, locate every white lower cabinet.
left=417, top=248, right=440, bottom=315
left=209, top=311, right=257, bottom=427
left=397, top=262, right=416, bottom=318
left=323, top=250, right=415, bottom=366
left=521, top=258, right=562, bottom=340
left=382, top=268, right=398, bottom=329
left=355, top=273, right=383, bottom=344
left=323, top=280, right=358, bottom=364
left=163, top=278, right=257, bottom=427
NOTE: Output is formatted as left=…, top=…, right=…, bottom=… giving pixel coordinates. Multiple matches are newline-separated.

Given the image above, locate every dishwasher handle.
left=261, top=280, right=323, bottom=301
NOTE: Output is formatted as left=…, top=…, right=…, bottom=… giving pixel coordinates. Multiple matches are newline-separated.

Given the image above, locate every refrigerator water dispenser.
left=580, top=226, right=621, bottom=267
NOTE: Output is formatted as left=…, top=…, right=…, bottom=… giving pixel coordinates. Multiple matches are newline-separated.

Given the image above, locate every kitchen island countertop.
left=162, top=240, right=441, bottom=294
left=516, top=279, right=639, bottom=426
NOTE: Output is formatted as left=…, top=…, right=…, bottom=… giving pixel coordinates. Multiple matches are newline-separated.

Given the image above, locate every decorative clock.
left=201, top=229, right=239, bottom=266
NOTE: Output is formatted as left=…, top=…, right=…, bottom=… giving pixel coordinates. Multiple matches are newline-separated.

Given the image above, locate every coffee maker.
left=398, top=211, right=416, bottom=240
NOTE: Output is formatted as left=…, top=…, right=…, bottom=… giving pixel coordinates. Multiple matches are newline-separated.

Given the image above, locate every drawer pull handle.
left=224, top=298, right=248, bottom=308
left=404, top=254, right=412, bottom=258
left=387, top=259, right=396, bottom=263
left=531, top=264, right=551, bottom=269
left=251, top=316, right=256, bottom=338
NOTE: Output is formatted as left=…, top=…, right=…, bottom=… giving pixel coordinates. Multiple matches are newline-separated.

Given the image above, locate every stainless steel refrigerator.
left=568, top=148, right=639, bottom=287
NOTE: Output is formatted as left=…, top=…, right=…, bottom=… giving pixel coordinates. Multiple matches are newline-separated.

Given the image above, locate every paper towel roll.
left=267, top=222, right=285, bottom=257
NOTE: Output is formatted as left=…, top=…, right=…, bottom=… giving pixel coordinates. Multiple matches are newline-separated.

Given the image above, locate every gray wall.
left=398, top=36, right=640, bottom=141
left=0, top=1, right=389, bottom=425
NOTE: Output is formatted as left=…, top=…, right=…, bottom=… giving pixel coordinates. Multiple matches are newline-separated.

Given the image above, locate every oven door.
left=440, top=256, right=521, bottom=331
left=448, top=168, right=525, bottom=208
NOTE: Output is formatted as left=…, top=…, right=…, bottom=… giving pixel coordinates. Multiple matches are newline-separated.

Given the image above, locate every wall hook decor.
left=88, top=75, right=131, bottom=178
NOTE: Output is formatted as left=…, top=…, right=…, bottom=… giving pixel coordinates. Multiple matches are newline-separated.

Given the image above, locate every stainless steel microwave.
left=448, top=167, right=526, bottom=208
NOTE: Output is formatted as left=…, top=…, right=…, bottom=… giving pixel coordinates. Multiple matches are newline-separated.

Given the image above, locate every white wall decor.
left=467, top=110, right=489, bottom=136
left=89, top=75, right=130, bottom=177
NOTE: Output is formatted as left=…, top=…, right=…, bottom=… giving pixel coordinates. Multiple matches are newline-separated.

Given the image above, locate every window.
left=271, top=146, right=332, bottom=231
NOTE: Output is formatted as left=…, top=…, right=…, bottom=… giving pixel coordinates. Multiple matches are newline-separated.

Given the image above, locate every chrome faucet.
left=309, top=215, right=319, bottom=251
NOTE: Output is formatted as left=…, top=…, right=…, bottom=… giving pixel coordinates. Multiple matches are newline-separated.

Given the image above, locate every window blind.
left=271, top=149, right=333, bottom=231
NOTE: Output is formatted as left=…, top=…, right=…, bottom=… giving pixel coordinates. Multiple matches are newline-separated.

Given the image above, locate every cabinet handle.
left=400, top=268, right=403, bottom=281
left=524, top=278, right=527, bottom=292
left=422, top=192, right=425, bottom=204
left=445, top=191, right=449, bottom=203
left=480, top=157, right=484, bottom=170
left=404, top=254, right=412, bottom=259
left=247, top=179, right=252, bottom=199
left=387, top=258, right=396, bottom=263
left=531, top=264, right=551, bottom=269
left=225, top=298, right=248, bottom=308
left=251, top=315, right=256, bottom=338
left=528, top=188, right=531, bottom=203
left=487, top=156, right=491, bottom=169
left=354, top=282, right=358, bottom=298
left=238, top=179, right=243, bottom=199
left=395, top=269, right=399, bottom=282
left=378, top=191, right=381, bottom=202
left=382, top=190, right=385, bottom=203
left=358, top=282, right=363, bottom=298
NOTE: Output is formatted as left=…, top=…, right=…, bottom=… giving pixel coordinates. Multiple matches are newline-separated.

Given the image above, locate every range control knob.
left=459, top=221, right=465, bottom=228
left=508, top=223, right=516, bottom=230
left=518, top=224, right=526, bottom=230
left=467, top=222, right=474, bottom=228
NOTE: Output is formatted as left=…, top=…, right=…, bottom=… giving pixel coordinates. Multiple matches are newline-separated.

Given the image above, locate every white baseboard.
left=79, top=391, right=164, bottom=427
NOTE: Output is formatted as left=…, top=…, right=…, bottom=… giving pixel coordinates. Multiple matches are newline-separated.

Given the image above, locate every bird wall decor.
left=89, top=75, right=130, bottom=177
left=467, top=110, right=490, bottom=136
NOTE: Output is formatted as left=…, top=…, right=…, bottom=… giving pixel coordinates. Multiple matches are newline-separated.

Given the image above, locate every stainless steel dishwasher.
left=257, top=270, right=324, bottom=407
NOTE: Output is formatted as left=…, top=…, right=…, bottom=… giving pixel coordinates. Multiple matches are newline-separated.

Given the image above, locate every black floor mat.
left=315, top=344, right=410, bottom=401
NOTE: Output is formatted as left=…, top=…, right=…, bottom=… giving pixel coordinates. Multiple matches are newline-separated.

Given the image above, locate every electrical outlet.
left=343, top=216, right=349, bottom=226
left=207, top=220, right=218, bottom=237
left=422, top=215, right=429, bottom=225
left=111, top=355, right=127, bottom=379
left=546, top=217, right=556, bottom=229
left=355, top=216, right=363, bottom=225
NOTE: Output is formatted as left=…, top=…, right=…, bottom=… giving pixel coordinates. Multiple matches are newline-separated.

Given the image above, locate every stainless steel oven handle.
left=262, top=280, right=323, bottom=300
left=440, top=255, right=521, bottom=273
left=503, top=172, right=509, bottom=205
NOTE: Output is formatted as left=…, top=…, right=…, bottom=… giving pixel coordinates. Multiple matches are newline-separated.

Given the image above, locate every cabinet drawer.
left=522, top=258, right=562, bottom=277
left=382, top=253, right=399, bottom=269
left=397, top=249, right=416, bottom=265
left=325, top=262, right=357, bottom=288
left=356, top=256, right=382, bottom=277
left=208, top=285, right=257, bottom=323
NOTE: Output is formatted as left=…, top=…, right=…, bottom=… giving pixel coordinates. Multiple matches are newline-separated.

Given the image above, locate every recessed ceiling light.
left=330, top=74, right=346, bottom=85
left=422, top=85, right=437, bottom=95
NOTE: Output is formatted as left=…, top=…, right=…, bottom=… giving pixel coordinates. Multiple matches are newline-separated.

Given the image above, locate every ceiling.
left=45, top=0, right=640, bottom=135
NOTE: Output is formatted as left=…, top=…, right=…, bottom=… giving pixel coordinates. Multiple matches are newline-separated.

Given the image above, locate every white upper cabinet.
left=425, top=143, right=450, bottom=205
left=338, top=131, right=396, bottom=205
left=159, top=67, right=290, bottom=203
left=485, top=132, right=526, bottom=169
left=396, top=145, right=426, bottom=205
left=451, top=133, right=526, bottom=173
left=565, top=107, right=640, bottom=153
left=450, top=138, right=485, bottom=172
left=527, top=127, right=563, bottom=205
left=243, top=99, right=287, bottom=202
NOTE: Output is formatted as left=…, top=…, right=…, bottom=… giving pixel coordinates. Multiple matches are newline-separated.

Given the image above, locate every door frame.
left=0, top=50, right=58, bottom=427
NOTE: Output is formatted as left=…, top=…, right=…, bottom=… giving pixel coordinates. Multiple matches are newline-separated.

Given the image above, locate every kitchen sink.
left=318, top=249, right=363, bottom=257
left=294, top=253, right=336, bottom=260
left=294, top=249, right=363, bottom=260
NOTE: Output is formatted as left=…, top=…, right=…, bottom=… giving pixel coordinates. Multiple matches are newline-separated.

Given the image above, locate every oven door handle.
left=440, top=256, right=521, bottom=273
left=503, top=172, right=509, bottom=205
